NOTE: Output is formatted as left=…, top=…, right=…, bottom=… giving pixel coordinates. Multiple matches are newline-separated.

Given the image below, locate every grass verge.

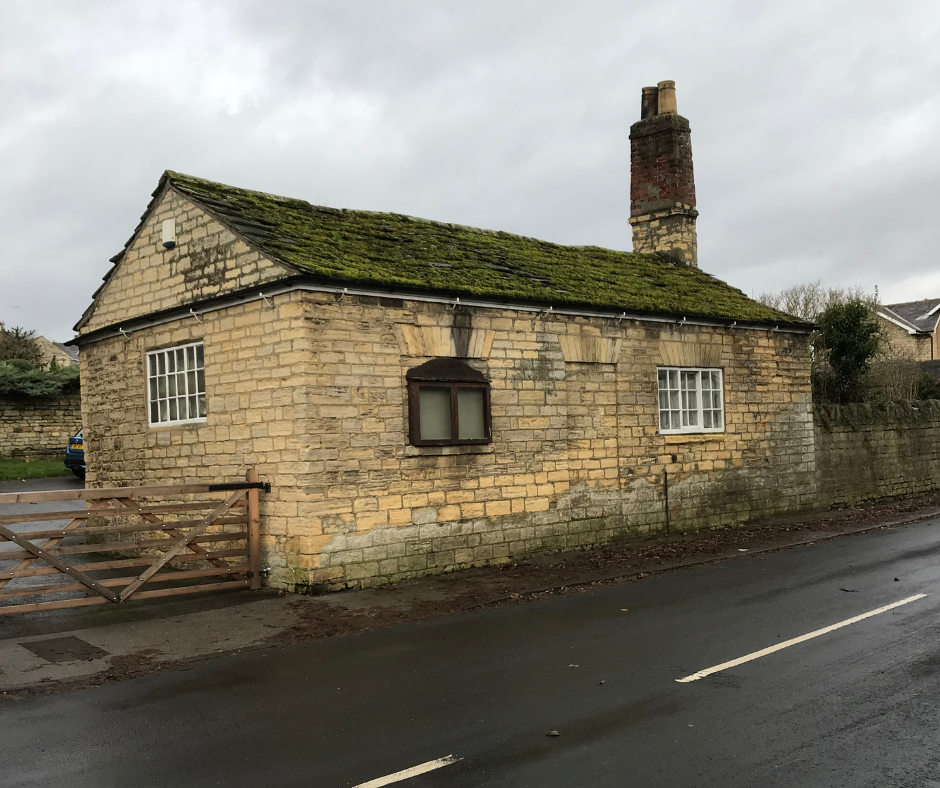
left=0, top=457, right=71, bottom=480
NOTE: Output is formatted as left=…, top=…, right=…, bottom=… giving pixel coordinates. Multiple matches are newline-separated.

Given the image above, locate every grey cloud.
left=1, top=0, right=938, bottom=339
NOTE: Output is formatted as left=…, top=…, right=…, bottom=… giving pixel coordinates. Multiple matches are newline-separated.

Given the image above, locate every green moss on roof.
left=163, top=170, right=802, bottom=326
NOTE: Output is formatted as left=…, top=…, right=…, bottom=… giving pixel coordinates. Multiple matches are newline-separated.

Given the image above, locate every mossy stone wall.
left=815, top=401, right=940, bottom=506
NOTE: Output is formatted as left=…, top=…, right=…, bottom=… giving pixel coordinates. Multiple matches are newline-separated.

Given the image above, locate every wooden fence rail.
left=0, top=469, right=266, bottom=615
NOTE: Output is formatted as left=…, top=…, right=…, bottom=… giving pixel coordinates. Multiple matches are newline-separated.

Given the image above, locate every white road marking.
left=352, top=756, right=461, bottom=787
left=676, top=593, right=928, bottom=683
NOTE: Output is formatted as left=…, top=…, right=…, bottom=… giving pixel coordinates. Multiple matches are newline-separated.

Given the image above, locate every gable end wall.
left=82, top=189, right=292, bottom=333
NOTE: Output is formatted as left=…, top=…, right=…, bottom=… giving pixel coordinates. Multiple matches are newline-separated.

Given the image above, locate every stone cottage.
left=73, top=81, right=814, bottom=591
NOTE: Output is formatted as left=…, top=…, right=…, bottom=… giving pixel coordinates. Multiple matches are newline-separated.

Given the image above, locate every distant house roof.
left=34, top=336, right=79, bottom=366
left=879, top=299, right=940, bottom=334
left=81, top=170, right=809, bottom=332
left=54, top=342, right=79, bottom=363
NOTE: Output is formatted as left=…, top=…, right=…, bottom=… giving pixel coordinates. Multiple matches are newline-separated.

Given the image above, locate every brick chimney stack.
left=628, top=80, right=698, bottom=267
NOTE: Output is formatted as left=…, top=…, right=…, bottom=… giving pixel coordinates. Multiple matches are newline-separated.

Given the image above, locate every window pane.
left=148, top=355, right=157, bottom=376
left=196, top=344, right=204, bottom=367
left=187, top=371, right=197, bottom=394
left=157, top=376, right=166, bottom=397
left=167, top=352, right=176, bottom=373
left=658, top=369, right=667, bottom=388
left=168, top=375, right=177, bottom=397
left=157, top=354, right=165, bottom=374
left=150, top=402, right=159, bottom=423
left=197, top=394, right=207, bottom=418
left=178, top=397, right=188, bottom=421
left=169, top=399, right=178, bottom=421
left=176, top=348, right=185, bottom=369
left=419, top=387, right=452, bottom=441
left=159, top=400, right=168, bottom=422
left=196, top=369, right=205, bottom=394
left=703, top=411, right=713, bottom=429
left=457, top=388, right=486, bottom=440
left=187, top=346, right=196, bottom=368
left=189, top=396, right=198, bottom=417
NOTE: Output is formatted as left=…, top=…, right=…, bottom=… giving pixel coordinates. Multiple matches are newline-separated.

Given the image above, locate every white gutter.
left=876, top=310, right=919, bottom=335
left=74, top=280, right=813, bottom=344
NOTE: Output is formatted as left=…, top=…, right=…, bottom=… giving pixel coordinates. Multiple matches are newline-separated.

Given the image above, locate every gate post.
left=247, top=468, right=262, bottom=590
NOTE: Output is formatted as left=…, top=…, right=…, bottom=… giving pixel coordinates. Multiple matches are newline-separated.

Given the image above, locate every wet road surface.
left=0, top=476, right=86, bottom=597
left=2, top=516, right=939, bottom=787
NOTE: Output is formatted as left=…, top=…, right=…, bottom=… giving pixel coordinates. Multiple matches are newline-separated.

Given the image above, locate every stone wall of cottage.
left=0, top=394, right=82, bottom=460
left=79, top=294, right=313, bottom=550
left=78, top=291, right=816, bottom=591
left=815, top=401, right=940, bottom=507
left=82, top=188, right=292, bottom=333
left=285, top=292, right=815, bottom=590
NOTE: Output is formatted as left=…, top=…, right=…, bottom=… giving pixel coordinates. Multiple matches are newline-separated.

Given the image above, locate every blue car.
left=64, top=429, right=85, bottom=478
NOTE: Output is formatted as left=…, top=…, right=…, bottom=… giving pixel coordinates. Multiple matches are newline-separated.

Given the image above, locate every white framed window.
left=657, top=367, right=724, bottom=434
left=147, top=342, right=206, bottom=426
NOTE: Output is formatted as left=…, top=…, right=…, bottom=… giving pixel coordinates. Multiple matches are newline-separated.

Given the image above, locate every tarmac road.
left=0, top=476, right=86, bottom=596
left=2, top=515, right=939, bottom=787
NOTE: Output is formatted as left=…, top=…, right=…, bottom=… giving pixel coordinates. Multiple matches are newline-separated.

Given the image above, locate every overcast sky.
left=2, top=1, right=938, bottom=340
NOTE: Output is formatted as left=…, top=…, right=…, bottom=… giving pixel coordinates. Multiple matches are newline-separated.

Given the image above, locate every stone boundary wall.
left=0, top=394, right=82, bottom=460
left=815, top=400, right=940, bottom=507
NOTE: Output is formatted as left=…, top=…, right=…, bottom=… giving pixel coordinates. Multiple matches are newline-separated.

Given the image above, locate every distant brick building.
left=73, top=82, right=815, bottom=591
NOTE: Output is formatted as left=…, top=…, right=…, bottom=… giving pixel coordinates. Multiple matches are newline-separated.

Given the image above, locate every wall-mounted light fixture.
left=162, top=218, right=176, bottom=250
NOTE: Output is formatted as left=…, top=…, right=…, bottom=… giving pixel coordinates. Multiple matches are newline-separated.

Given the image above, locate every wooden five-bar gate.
left=0, top=470, right=267, bottom=615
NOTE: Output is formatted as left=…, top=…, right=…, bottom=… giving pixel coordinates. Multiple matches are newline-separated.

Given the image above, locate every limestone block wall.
left=0, top=394, right=82, bottom=459
left=79, top=294, right=314, bottom=545
left=285, top=292, right=815, bottom=590
left=815, top=401, right=940, bottom=506
left=79, top=289, right=816, bottom=592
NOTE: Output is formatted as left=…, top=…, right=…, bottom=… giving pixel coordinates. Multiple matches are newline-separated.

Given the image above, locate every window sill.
left=404, top=444, right=495, bottom=457
left=148, top=419, right=207, bottom=431
left=661, top=432, right=725, bottom=443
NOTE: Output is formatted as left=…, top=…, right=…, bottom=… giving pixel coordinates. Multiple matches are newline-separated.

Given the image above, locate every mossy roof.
left=123, top=170, right=806, bottom=327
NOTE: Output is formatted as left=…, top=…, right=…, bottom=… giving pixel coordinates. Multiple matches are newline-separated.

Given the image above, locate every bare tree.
left=757, top=281, right=877, bottom=322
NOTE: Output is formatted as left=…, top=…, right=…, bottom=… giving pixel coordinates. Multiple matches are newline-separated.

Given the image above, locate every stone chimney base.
left=628, top=207, right=698, bottom=266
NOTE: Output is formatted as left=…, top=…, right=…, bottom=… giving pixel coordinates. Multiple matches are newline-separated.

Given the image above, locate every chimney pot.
left=640, top=87, right=659, bottom=119
left=657, top=80, right=677, bottom=115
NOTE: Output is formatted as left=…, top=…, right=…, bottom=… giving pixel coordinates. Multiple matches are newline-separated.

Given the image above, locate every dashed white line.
left=352, top=755, right=461, bottom=787
left=676, top=593, right=928, bottom=683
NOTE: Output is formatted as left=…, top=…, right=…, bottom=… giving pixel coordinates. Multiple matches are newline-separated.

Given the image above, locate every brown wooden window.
left=407, top=358, right=491, bottom=446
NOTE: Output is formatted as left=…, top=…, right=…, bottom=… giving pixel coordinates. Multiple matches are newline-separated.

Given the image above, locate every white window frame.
left=657, top=366, right=725, bottom=435
left=146, top=342, right=207, bottom=427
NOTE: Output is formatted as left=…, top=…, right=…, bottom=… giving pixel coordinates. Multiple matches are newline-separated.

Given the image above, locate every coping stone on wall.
left=814, top=400, right=940, bottom=432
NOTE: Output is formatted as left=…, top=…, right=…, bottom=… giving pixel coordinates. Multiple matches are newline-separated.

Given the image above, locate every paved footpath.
left=2, top=512, right=939, bottom=787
